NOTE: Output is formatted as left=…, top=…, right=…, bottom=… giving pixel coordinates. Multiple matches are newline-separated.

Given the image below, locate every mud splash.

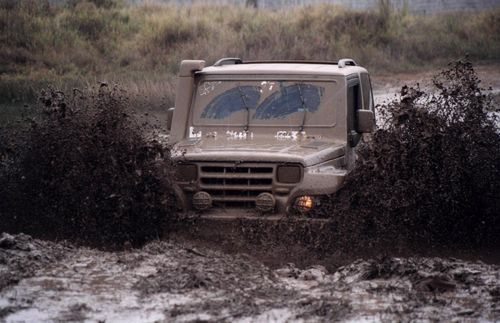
left=0, top=85, right=177, bottom=247
left=319, top=60, right=500, bottom=250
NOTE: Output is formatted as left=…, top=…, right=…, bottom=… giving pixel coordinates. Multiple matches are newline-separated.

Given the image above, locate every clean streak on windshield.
left=200, top=86, right=261, bottom=119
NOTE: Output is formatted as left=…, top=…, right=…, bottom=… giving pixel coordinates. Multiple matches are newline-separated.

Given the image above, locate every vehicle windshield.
left=191, top=79, right=340, bottom=128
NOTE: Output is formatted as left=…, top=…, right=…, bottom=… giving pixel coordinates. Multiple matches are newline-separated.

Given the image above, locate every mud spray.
left=0, top=85, right=178, bottom=247
left=323, top=60, right=500, bottom=251
left=0, top=61, right=499, bottom=259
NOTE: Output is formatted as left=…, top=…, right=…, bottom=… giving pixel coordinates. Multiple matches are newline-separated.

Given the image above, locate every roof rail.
left=338, top=58, right=357, bottom=68
left=243, top=60, right=338, bottom=65
left=212, top=58, right=358, bottom=67
left=213, top=57, right=243, bottom=66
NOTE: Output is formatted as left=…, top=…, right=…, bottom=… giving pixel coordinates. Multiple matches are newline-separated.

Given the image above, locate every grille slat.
left=200, top=184, right=272, bottom=191
left=200, top=173, right=274, bottom=179
left=211, top=196, right=257, bottom=202
left=201, top=177, right=272, bottom=186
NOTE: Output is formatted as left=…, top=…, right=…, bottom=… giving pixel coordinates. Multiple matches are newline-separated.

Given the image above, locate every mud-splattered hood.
left=172, top=136, right=346, bottom=167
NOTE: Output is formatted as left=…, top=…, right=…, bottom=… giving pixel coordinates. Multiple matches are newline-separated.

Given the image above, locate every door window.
left=347, top=80, right=362, bottom=146
left=360, top=73, right=374, bottom=110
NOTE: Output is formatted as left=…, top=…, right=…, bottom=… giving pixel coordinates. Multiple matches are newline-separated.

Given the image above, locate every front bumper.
left=173, top=158, right=347, bottom=214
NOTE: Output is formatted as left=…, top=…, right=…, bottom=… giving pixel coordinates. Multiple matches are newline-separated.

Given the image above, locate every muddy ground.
left=1, top=233, right=499, bottom=322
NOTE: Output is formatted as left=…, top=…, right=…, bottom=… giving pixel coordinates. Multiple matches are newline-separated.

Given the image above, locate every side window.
left=360, top=73, right=373, bottom=110
left=347, top=80, right=362, bottom=146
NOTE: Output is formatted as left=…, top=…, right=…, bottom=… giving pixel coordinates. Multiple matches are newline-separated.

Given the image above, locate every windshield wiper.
left=297, top=83, right=308, bottom=132
left=237, top=85, right=251, bottom=132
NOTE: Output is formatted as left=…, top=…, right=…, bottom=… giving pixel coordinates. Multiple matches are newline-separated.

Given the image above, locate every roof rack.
left=213, top=58, right=243, bottom=66
left=212, top=57, right=358, bottom=67
left=243, top=60, right=338, bottom=65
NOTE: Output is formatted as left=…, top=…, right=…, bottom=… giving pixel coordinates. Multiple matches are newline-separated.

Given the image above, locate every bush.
left=0, top=85, right=178, bottom=247
left=320, top=61, right=500, bottom=250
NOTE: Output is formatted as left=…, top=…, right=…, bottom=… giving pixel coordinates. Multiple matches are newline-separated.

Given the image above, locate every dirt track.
left=1, top=233, right=499, bottom=322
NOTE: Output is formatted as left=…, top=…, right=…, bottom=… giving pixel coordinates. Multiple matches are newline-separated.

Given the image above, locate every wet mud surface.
left=1, top=233, right=499, bottom=322
left=0, top=233, right=71, bottom=292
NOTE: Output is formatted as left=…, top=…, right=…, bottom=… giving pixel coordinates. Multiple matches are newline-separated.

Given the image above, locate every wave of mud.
left=318, top=60, right=500, bottom=250
left=0, top=85, right=177, bottom=247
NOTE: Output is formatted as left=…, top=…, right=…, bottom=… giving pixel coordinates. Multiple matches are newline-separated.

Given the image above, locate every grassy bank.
left=1, top=0, right=499, bottom=106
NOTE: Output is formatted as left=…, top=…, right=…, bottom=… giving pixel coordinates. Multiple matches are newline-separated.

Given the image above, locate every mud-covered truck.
left=167, top=58, right=375, bottom=215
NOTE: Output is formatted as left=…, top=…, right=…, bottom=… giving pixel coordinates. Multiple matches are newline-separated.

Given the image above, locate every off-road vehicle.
left=167, top=58, right=375, bottom=216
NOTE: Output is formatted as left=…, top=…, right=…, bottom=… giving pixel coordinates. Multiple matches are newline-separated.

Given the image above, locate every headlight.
left=294, top=195, right=315, bottom=212
left=175, top=163, right=197, bottom=182
left=277, top=165, right=302, bottom=183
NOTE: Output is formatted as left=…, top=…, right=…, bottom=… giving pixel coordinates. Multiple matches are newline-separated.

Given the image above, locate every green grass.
left=1, top=0, right=499, bottom=107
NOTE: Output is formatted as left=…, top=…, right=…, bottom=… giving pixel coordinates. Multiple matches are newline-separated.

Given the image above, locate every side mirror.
left=356, top=109, right=375, bottom=133
left=166, top=107, right=175, bottom=131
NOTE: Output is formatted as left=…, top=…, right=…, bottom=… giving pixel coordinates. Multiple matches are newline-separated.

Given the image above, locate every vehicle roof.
left=199, top=62, right=368, bottom=77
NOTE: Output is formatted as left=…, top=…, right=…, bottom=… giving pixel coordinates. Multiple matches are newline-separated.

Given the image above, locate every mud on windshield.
left=191, top=78, right=340, bottom=128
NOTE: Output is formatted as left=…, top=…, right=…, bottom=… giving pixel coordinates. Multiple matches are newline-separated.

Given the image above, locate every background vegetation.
left=1, top=0, right=499, bottom=108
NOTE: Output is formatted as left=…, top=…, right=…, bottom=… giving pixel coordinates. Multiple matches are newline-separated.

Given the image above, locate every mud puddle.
left=1, top=233, right=499, bottom=322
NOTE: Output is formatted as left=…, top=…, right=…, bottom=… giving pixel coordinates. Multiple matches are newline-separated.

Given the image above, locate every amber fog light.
left=176, top=163, right=197, bottom=182
left=277, top=165, right=302, bottom=183
left=295, top=195, right=315, bottom=212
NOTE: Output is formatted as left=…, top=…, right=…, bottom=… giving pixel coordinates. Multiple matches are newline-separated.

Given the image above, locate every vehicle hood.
left=172, top=136, right=346, bottom=167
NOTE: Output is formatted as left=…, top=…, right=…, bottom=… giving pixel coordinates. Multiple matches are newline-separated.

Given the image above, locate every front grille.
left=198, top=163, right=274, bottom=208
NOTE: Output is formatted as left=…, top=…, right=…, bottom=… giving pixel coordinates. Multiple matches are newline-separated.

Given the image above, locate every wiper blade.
left=297, top=83, right=308, bottom=132
left=237, top=85, right=250, bottom=132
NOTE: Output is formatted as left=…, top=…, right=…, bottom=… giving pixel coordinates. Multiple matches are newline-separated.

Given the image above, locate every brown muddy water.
left=1, top=62, right=500, bottom=321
